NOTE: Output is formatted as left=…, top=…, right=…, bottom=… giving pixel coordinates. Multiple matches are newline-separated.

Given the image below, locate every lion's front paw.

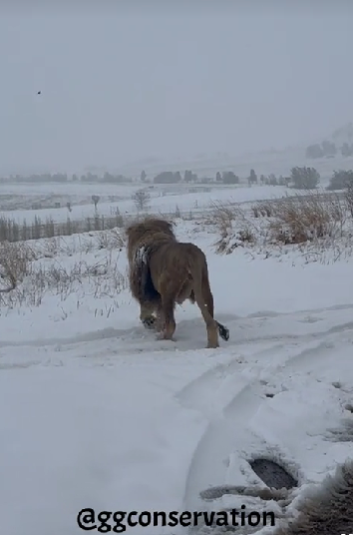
left=142, top=316, right=156, bottom=329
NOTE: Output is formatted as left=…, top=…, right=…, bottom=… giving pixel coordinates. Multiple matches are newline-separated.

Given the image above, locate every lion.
left=126, top=216, right=229, bottom=348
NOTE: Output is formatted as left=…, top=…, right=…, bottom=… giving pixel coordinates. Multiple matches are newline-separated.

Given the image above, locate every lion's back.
left=149, top=241, right=206, bottom=279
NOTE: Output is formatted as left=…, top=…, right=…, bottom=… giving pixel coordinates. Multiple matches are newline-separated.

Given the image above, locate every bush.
left=290, top=166, right=320, bottom=189
left=306, top=144, right=324, bottom=159
left=222, top=171, right=239, bottom=184
left=267, top=192, right=345, bottom=245
left=341, top=142, right=353, bottom=157
left=327, top=170, right=353, bottom=191
left=208, top=201, right=255, bottom=254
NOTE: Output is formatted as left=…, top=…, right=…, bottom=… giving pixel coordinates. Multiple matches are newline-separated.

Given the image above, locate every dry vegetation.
left=0, top=206, right=185, bottom=313
left=1, top=188, right=353, bottom=313
left=209, top=189, right=353, bottom=261
left=0, top=210, right=125, bottom=243
left=0, top=241, right=34, bottom=293
left=0, top=229, right=127, bottom=313
left=207, top=200, right=257, bottom=254
left=346, top=179, right=353, bottom=218
left=255, top=192, right=346, bottom=245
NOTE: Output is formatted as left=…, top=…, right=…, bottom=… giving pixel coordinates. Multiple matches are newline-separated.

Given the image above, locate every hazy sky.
left=0, top=2, right=352, bottom=173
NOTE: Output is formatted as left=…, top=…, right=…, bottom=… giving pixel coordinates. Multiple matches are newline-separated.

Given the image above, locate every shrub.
left=327, top=170, right=353, bottom=191
left=290, top=166, right=320, bottom=189
left=132, top=188, right=151, bottom=211
left=267, top=192, right=345, bottom=245
left=0, top=242, right=34, bottom=295
left=209, top=201, right=255, bottom=254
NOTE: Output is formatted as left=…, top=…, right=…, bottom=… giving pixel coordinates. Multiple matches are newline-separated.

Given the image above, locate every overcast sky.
left=0, top=2, right=352, bottom=174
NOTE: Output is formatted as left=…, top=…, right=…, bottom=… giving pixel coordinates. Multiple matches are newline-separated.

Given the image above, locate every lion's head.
left=126, top=217, right=176, bottom=262
left=125, top=217, right=176, bottom=308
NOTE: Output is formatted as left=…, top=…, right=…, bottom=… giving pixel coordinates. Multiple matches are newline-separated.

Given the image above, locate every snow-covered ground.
left=2, top=147, right=353, bottom=217
left=3, top=184, right=290, bottom=225
left=1, top=192, right=353, bottom=535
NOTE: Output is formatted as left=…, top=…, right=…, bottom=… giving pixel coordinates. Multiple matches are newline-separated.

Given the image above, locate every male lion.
left=126, top=217, right=229, bottom=348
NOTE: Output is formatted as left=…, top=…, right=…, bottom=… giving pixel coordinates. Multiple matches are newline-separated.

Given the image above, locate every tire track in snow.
left=180, top=329, right=353, bottom=513
left=1, top=302, right=353, bottom=349
left=1, top=305, right=353, bottom=371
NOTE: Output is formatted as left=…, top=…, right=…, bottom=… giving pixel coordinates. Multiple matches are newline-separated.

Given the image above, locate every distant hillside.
left=331, top=122, right=353, bottom=146
left=305, top=122, right=353, bottom=160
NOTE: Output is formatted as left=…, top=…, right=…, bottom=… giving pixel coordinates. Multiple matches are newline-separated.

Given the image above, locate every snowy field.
left=1, top=185, right=353, bottom=535
left=1, top=149, right=353, bottom=218
left=3, top=184, right=291, bottom=226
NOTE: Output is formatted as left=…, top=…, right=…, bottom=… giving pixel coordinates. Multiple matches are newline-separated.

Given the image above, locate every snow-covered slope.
left=1, top=211, right=353, bottom=535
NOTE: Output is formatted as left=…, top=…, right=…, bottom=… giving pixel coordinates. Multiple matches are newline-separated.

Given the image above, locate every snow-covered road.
left=1, top=300, right=353, bottom=535
left=1, top=219, right=353, bottom=535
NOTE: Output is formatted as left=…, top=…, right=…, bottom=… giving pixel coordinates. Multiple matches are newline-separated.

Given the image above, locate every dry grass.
left=96, top=228, right=126, bottom=251
left=174, top=204, right=181, bottom=218
left=1, top=193, right=351, bottom=313
left=208, top=200, right=256, bottom=254
left=0, top=206, right=194, bottom=245
left=0, top=242, right=35, bottom=296
left=0, top=211, right=125, bottom=243
left=262, top=192, right=346, bottom=245
left=30, top=227, right=126, bottom=260
left=345, top=180, right=353, bottom=218
left=0, top=210, right=174, bottom=312
left=211, top=191, right=352, bottom=257
left=0, top=253, right=127, bottom=312
left=0, top=227, right=128, bottom=312
left=252, top=200, right=275, bottom=218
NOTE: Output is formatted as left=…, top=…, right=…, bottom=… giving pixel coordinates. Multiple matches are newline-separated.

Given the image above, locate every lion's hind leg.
left=194, top=269, right=219, bottom=349
left=159, top=295, right=176, bottom=340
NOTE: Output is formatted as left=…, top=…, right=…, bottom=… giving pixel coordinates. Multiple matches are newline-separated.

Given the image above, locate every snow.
left=4, top=184, right=290, bottom=225
left=1, top=191, right=353, bottom=535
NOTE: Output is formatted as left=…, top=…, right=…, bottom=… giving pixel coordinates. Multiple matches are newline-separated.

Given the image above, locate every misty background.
left=0, top=1, right=352, bottom=174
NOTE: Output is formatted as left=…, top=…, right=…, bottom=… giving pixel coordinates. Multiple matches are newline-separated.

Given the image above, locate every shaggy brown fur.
left=126, top=216, right=229, bottom=348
